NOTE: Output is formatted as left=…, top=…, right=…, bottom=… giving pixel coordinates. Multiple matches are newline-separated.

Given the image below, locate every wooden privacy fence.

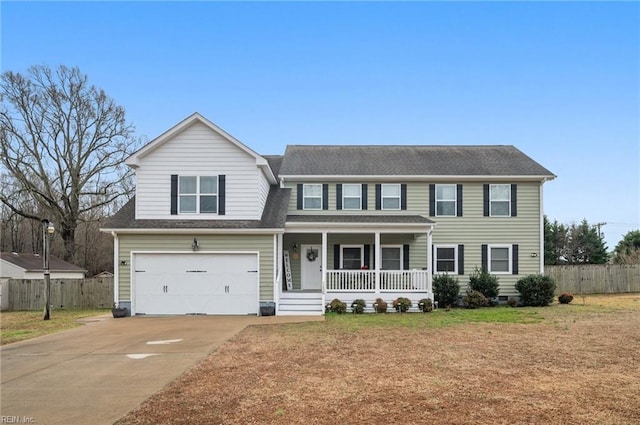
left=545, top=264, right=640, bottom=294
left=2, top=277, right=113, bottom=311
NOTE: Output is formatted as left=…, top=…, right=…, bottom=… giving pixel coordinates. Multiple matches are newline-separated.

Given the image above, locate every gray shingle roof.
left=286, top=215, right=435, bottom=224
left=1, top=252, right=86, bottom=272
left=103, top=187, right=290, bottom=230
left=263, top=155, right=283, bottom=177
left=279, top=145, right=555, bottom=177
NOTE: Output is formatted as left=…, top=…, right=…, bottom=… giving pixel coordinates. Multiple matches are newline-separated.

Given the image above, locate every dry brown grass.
left=116, top=295, right=640, bottom=425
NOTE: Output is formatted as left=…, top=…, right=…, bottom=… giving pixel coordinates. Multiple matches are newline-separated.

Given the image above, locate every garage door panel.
left=134, top=253, right=258, bottom=315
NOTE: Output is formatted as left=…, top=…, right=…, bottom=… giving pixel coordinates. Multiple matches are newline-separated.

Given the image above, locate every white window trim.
left=381, top=184, right=401, bottom=210
left=489, top=184, right=511, bottom=217
left=381, top=245, right=404, bottom=270
left=488, top=244, right=512, bottom=274
left=342, top=183, right=362, bottom=210
left=340, top=244, right=364, bottom=269
left=436, top=184, right=457, bottom=217
left=434, top=245, right=458, bottom=275
left=303, top=183, right=323, bottom=210
left=178, top=175, right=218, bottom=215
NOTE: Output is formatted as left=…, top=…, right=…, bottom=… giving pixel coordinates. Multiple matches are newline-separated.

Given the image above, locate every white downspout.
left=275, top=233, right=283, bottom=313
left=427, top=228, right=433, bottom=300
left=539, top=179, right=547, bottom=274
left=322, top=231, right=327, bottom=314
left=111, top=231, right=119, bottom=307
left=374, top=231, right=381, bottom=296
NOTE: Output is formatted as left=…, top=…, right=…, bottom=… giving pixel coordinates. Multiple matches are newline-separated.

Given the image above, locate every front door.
left=300, top=244, right=322, bottom=291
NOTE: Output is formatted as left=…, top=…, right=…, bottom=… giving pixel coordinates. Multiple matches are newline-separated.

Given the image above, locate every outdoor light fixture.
left=292, top=243, right=298, bottom=252
left=42, top=219, right=55, bottom=321
left=191, top=237, right=199, bottom=251
left=530, top=253, right=538, bottom=258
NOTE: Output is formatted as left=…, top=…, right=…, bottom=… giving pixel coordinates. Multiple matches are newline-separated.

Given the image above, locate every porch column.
left=321, top=231, right=328, bottom=312
left=427, top=229, right=433, bottom=299
left=275, top=233, right=283, bottom=310
left=374, top=231, right=381, bottom=295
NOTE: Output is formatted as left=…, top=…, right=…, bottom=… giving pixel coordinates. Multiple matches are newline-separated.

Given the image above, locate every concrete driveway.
left=1, top=314, right=322, bottom=425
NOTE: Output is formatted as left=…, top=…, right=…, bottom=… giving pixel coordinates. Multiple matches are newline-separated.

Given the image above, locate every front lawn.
left=116, top=294, right=640, bottom=425
left=0, top=309, right=110, bottom=345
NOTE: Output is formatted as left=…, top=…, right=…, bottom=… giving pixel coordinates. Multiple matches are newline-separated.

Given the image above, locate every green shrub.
left=558, top=292, right=574, bottom=304
left=392, top=297, right=412, bottom=313
left=515, top=274, right=557, bottom=306
left=507, top=297, right=518, bottom=308
left=468, top=267, right=499, bottom=300
left=373, top=298, right=388, bottom=313
left=418, top=298, right=433, bottom=313
left=351, top=299, right=366, bottom=314
left=462, top=290, right=488, bottom=309
left=433, top=274, right=460, bottom=308
left=329, top=298, right=347, bottom=314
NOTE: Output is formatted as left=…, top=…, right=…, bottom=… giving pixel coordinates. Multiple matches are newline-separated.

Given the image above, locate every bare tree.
left=1, top=65, right=137, bottom=261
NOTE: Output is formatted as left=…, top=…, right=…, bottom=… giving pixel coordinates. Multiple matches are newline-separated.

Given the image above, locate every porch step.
left=278, top=292, right=323, bottom=316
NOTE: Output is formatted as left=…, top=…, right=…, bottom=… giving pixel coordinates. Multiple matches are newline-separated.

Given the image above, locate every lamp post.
left=42, top=219, right=55, bottom=320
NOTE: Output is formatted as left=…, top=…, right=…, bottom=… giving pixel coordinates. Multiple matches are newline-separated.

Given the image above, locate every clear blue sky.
left=2, top=1, right=639, bottom=250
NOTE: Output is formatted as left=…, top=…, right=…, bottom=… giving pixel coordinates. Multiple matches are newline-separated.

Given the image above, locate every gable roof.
left=102, top=187, right=290, bottom=232
left=125, top=112, right=277, bottom=184
left=279, top=145, right=555, bottom=179
left=0, top=252, right=87, bottom=273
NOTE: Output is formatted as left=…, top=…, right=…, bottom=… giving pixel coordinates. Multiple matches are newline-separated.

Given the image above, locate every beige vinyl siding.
left=117, top=234, right=274, bottom=301
left=135, top=121, right=263, bottom=220
left=432, top=182, right=542, bottom=295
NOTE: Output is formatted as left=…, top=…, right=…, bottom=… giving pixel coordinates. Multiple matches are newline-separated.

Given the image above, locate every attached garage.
left=132, top=252, right=259, bottom=315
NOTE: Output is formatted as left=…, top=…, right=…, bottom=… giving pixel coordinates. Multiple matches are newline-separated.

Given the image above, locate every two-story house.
left=102, top=113, right=555, bottom=315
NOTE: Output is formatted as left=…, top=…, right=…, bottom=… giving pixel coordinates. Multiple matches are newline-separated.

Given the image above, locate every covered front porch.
left=275, top=215, right=436, bottom=315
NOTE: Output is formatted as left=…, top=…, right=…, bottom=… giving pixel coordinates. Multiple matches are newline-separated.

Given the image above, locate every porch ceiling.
left=285, top=215, right=435, bottom=233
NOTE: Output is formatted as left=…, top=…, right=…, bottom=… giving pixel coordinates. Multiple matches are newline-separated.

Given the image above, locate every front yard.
left=117, top=294, right=640, bottom=424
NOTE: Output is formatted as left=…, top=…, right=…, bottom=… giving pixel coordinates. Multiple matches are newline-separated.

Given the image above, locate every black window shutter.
left=375, top=184, right=381, bottom=210
left=429, top=184, right=435, bottom=217
left=401, top=184, right=407, bottom=210
left=364, top=244, right=370, bottom=268
left=170, top=175, right=178, bottom=215
left=322, top=184, right=329, bottom=210
left=458, top=244, right=464, bottom=275
left=297, top=184, right=303, bottom=210
left=481, top=244, right=488, bottom=272
left=336, top=184, right=342, bottom=210
left=362, top=184, right=368, bottom=210
left=512, top=244, right=519, bottom=274
left=333, top=244, right=341, bottom=269
left=218, top=175, right=226, bottom=215
left=431, top=244, right=435, bottom=273
left=511, top=184, right=517, bottom=217
left=403, top=245, right=410, bottom=270
left=483, top=184, right=490, bottom=217
left=457, top=184, right=463, bottom=217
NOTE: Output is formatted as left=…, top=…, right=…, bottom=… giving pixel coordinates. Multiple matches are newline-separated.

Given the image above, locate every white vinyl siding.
left=258, top=170, right=271, bottom=213
left=134, top=121, right=263, bottom=220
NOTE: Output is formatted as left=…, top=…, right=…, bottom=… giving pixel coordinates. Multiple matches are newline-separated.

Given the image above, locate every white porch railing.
left=325, top=270, right=430, bottom=292
left=326, top=270, right=375, bottom=291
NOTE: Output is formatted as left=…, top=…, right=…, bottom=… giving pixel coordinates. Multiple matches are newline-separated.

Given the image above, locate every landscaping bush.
left=468, top=267, right=499, bottom=300
left=418, top=298, right=433, bottom=313
left=392, top=297, right=412, bottom=313
left=373, top=298, right=388, bottom=313
left=462, top=290, right=488, bottom=309
left=351, top=299, right=366, bottom=314
left=433, top=274, right=460, bottom=308
left=515, top=274, right=557, bottom=306
left=328, top=298, right=347, bottom=314
left=507, top=297, right=518, bottom=308
left=558, top=292, right=574, bottom=304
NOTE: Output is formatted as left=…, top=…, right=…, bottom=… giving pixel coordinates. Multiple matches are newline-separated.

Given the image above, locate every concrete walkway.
left=0, top=314, right=323, bottom=425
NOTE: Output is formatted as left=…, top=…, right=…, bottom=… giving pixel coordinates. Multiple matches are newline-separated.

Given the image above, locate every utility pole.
left=594, top=222, right=607, bottom=239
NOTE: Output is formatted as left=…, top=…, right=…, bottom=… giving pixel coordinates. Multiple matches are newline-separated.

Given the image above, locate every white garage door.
left=133, top=253, right=258, bottom=315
